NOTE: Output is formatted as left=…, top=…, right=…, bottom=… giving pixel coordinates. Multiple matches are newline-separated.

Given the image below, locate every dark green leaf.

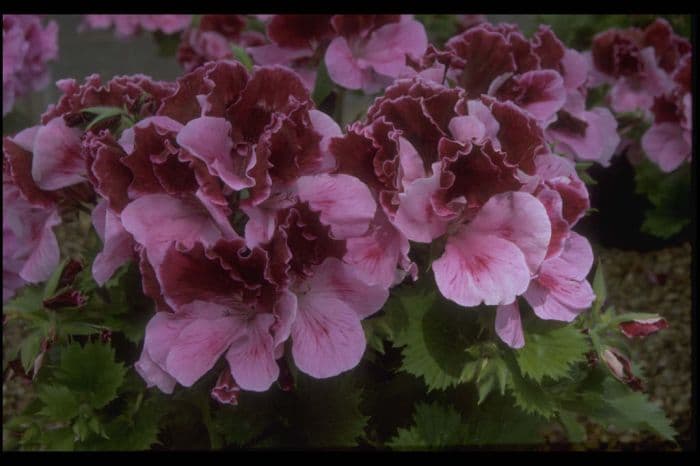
left=389, top=402, right=466, bottom=450
left=514, top=321, right=589, bottom=383
left=312, top=59, right=333, bottom=107
left=43, top=258, right=69, bottom=299
left=20, top=332, right=43, bottom=373
left=37, top=385, right=79, bottom=421
left=55, top=341, right=126, bottom=409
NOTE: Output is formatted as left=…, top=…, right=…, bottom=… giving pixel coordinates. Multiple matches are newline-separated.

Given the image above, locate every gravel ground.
left=2, top=243, right=693, bottom=450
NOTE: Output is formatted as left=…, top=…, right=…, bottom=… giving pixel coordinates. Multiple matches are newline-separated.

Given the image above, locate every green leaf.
left=389, top=402, right=466, bottom=450
left=504, top=353, right=558, bottom=418
left=288, top=373, right=368, bottom=448
left=393, top=289, right=480, bottom=391
left=635, top=160, right=691, bottom=239
left=641, top=208, right=690, bottom=239
left=55, top=341, right=126, bottom=409
left=461, top=393, right=548, bottom=445
left=20, top=332, right=43, bottom=373
left=40, top=427, right=75, bottom=451
left=81, top=106, right=125, bottom=131
left=153, top=30, right=181, bottom=57
left=231, top=45, right=253, bottom=71
left=570, top=374, right=676, bottom=442
left=558, top=411, right=587, bottom=443
left=87, top=398, right=163, bottom=450
left=4, top=284, right=44, bottom=314
left=514, top=321, right=589, bottom=383
left=311, top=59, right=333, bottom=107
left=43, top=258, right=69, bottom=299
left=592, top=260, right=607, bottom=316
left=37, top=385, right=80, bottom=421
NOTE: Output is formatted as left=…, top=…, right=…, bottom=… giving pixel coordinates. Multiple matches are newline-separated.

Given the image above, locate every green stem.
left=333, top=88, right=345, bottom=125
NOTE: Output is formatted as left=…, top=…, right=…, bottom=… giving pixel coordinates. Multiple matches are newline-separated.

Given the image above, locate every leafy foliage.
left=514, top=319, right=589, bottom=383
left=54, top=341, right=126, bottom=409
left=635, top=157, right=691, bottom=239
left=389, top=402, right=466, bottom=449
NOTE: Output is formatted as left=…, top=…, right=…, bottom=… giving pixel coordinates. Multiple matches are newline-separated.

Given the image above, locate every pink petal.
left=325, top=36, right=365, bottom=90
left=165, top=314, right=243, bottom=388
left=176, top=116, right=255, bottom=190
left=560, top=49, right=589, bottom=91
left=542, top=231, right=594, bottom=282
left=363, top=19, right=428, bottom=77
left=296, top=174, right=376, bottom=239
left=91, top=200, right=134, bottom=285
left=394, top=165, right=450, bottom=243
left=433, top=226, right=531, bottom=307
left=549, top=107, right=620, bottom=167
left=524, top=279, right=592, bottom=322
left=120, top=194, right=226, bottom=267
left=345, top=212, right=411, bottom=288
left=309, top=109, right=341, bottom=173
left=449, top=115, right=486, bottom=144
left=641, top=122, right=691, bottom=172
left=31, top=117, right=84, bottom=190
left=134, top=349, right=177, bottom=394
left=248, top=44, right=312, bottom=65
left=292, top=259, right=379, bottom=378
left=225, top=313, right=279, bottom=392
left=466, top=191, right=551, bottom=273
left=398, top=136, right=426, bottom=186
left=19, top=209, right=61, bottom=283
left=511, top=70, right=567, bottom=122
left=495, top=302, right=525, bottom=349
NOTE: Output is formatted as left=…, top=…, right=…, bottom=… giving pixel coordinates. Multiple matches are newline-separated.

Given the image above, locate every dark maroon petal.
left=138, top=249, right=172, bottom=313
left=446, top=26, right=517, bottom=98
left=437, top=138, right=521, bottom=216
left=83, top=130, right=132, bottom=212
left=43, top=290, right=86, bottom=310
left=591, top=29, right=644, bottom=78
left=3, top=136, right=56, bottom=208
left=531, top=25, right=566, bottom=70
left=42, top=74, right=176, bottom=125
left=58, top=259, right=84, bottom=288
left=330, top=14, right=400, bottom=38
left=227, top=66, right=310, bottom=143
left=199, top=15, right=246, bottom=40
left=267, top=15, right=334, bottom=48
left=485, top=97, right=547, bottom=174
left=619, top=317, right=669, bottom=338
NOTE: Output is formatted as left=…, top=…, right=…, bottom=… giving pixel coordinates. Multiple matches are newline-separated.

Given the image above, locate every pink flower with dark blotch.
left=642, top=84, right=692, bottom=172
left=140, top=237, right=296, bottom=392
left=325, top=15, right=428, bottom=93
left=590, top=19, right=689, bottom=114
left=42, top=73, right=176, bottom=126
left=3, top=178, right=61, bottom=303
left=173, top=64, right=339, bottom=207
left=547, top=90, right=621, bottom=166
left=3, top=15, right=58, bottom=115
left=82, top=15, right=191, bottom=38
left=177, top=15, right=266, bottom=72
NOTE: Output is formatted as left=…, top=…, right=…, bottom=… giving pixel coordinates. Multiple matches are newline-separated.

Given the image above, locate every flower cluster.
left=589, top=18, right=692, bottom=172
left=81, top=15, right=192, bottom=39
left=330, top=75, right=594, bottom=348
left=3, top=61, right=392, bottom=400
left=3, top=15, right=59, bottom=115
left=178, top=15, right=428, bottom=93
left=405, top=22, right=620, bottom=166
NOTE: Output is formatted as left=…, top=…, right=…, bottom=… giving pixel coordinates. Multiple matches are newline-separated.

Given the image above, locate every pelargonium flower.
left=3, top=15, right=58, bottom=115
left=248, top=15, right=336, bottom=91
left=177, top=15, right=266, bottom=72
left=641, top=54, right=692, bottom=172
left=590, top=18, right=690, bottom=114
left=324, top=15, right=428, bottom=93
left=81, top=15, right=192, bottom=38
left=406, top=22, right=619, bottom=166
left=3, top=176, right=60, bottom=303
